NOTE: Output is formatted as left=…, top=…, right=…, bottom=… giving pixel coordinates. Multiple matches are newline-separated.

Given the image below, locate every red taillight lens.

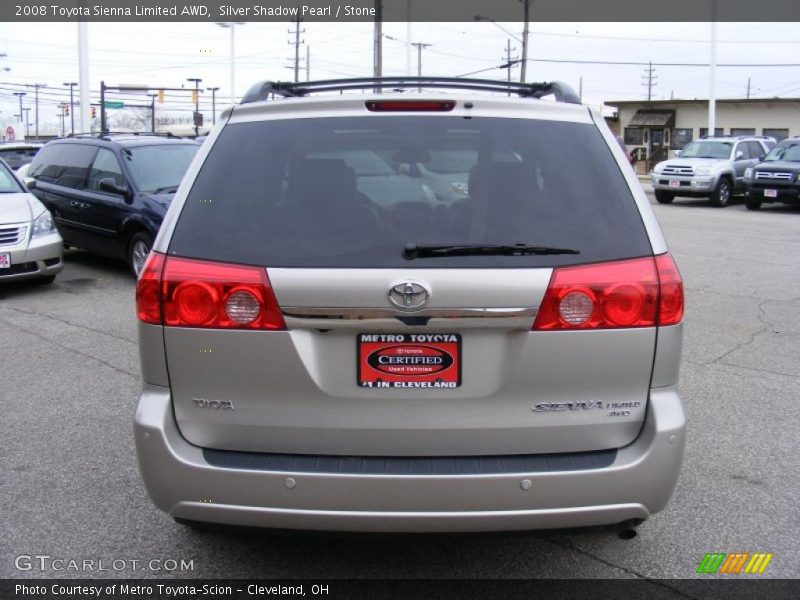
left=533, top=257, right=659, bottom=330
left=136, top=251, right=165, bottom=325
left=655, top=253, right=684, bottom=326
left=162, top=256, right=285, bottom=330
left=135, top=254, right=286, bottom=330
left=365, top=100, right=456, bottom=112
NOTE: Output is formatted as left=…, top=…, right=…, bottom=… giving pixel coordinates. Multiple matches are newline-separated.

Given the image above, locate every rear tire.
left=128, top=231, right=153, bottom=278
left=710, top=178, right=732, bottom=207
left=745, top=197, right=762, bottom=211
left=654, top=190, right=675, bottom=204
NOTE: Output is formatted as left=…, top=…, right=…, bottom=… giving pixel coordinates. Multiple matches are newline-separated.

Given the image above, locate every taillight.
left=365, top=100, right=456, bottom=112
left=655, top=253, right=684, bottom=326
left=136, top=251, right=165, bottom=325
left=135, top=253, right=286, bottom=330
left=533, top=257, right=660, bottom=330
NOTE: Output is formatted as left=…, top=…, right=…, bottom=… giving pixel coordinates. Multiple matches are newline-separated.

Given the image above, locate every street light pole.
left=27, top=83, right=46, bottom=140
left=187, top=78, right=202, bottom=136
left=520, top=0, right=531, bottom=83
left=63, top=82, right=77, bottom=135
left=148, top=93, right=157, bottom=132
left=23, top=108, right=31, bottom=137
left=13, top=92, right=26, bottom=123
left=216, top=22, right=245, bottom=104
left=207, top=87, right=220, bottom=125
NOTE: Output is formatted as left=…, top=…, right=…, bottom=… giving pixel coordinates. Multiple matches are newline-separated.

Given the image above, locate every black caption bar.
left=2, top=579, right=800, bottom=600
left=4, top=0, right=800, bottom=22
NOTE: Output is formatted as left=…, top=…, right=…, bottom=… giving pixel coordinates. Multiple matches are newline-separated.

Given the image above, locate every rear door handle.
left=70, top=201, right=90, bottom=209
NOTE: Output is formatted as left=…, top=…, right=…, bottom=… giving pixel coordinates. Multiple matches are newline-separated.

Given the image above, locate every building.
left=605, top=97, right=800, bottom=170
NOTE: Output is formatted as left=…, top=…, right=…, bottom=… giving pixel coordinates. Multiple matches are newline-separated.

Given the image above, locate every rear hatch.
left=158, top=103, right=665, bottom=456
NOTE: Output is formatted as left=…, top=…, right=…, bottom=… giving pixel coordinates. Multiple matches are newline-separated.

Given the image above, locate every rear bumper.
left=0, top=232, right=63, bottom=282
left=134, top=385, right=686, bottom=532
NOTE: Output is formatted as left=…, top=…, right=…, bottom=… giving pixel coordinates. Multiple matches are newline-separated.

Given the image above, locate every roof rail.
left=66, top=131, right=181, bottom=140
left=240, top=77, right=581, bottom=105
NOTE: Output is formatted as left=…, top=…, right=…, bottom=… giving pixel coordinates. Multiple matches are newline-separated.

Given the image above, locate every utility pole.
left=216, top=22, right=246, bottom=103
left=411, top=42, right=431, bottom=77
left=503, top=39, right=517, bottom=85
left=746, top=77, right=751, bottom=99
left=288, top=14, right=304, bottom=83
left=373, top=0, right=383, bottom=87
left=405, top=1, right=412, bottom=76
left=642, top=62, right=657, bottom=101
left=148, top=93, right=157, bottom=131
left=578, top=76, right=583, bottom=102
left=63, top=82, right=77, bottom=135
left=520, top=0, right=531, bottom=83
left=78, top=22, right=90, bottom=134
left=59, top=104, right=66, bottom=137
left=13, top=92, right=25, bottom=123
left=187, top=78, right=202, bottom=136
left=207, top=87, right=219, bottom=124
left=306, top=46, right=310, bottom=81
left=27, top=83, right=46, bottom=139
left=709, top=13, right=717, bottom=136
left=23, top=108, right=31, bottom=137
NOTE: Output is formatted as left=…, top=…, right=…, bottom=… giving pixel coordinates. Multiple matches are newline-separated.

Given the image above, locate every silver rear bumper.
left=134, top=385, right=685, bottom=532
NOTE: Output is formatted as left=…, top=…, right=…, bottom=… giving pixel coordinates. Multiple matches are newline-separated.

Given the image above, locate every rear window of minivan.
left=169, top=116, right=651, bottom=268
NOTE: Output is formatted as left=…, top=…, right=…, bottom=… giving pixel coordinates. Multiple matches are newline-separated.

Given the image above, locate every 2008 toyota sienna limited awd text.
left=134, top=77, right=686, bottom=534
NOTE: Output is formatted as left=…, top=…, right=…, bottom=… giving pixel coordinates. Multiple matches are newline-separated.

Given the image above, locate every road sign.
left=104, top=101, right=125, bottom=109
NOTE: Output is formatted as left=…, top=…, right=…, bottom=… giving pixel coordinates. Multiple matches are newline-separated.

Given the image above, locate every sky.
left=1, top=20, right=799, bottom=133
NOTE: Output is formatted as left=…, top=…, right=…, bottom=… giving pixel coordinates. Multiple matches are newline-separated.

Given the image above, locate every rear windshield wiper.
left=403, top=243, right=579, bottom=259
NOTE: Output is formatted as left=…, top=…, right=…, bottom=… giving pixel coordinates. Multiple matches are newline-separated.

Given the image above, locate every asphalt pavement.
left=1, top=191, right=798, bottom=586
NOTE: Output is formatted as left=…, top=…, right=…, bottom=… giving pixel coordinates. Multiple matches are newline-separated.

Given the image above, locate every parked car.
left=25, top=133, right=199, bottom=276
left=0, top=142, right=42, bottom=171
left=134, top=78, right=685, bottom=535
left=651, top=136, right=774, bottom=207
left=743, top=136, right=800, bottom=210
left=0, top=157, right=63, bottom=284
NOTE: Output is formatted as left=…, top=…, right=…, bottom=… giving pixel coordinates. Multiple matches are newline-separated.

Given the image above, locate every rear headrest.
left=288, top=159, right=357, bottom=207
left=468, top=162, right=533, bottom=199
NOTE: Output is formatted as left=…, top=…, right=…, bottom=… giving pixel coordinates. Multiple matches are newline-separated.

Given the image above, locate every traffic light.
left=191, top=90, right=198, bottom=104
left=158, top=89, right=164, bottom=104
left=64, top=104, right=69, bottom=116
left=90, top=106, right=96, bottom=119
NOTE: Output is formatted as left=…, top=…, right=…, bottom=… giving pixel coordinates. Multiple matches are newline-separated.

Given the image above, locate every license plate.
left=764, top=189, right=778, bottom=198
left=669, top=180, right=681, bottom=188
left=0, top=253, right=10, bottom=269
left=357, top=333, right=461, bottom=389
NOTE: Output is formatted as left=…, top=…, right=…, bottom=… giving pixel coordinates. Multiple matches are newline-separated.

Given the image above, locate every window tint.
left=88, top=148, right=125, bottom=191
left=120, top=143, right=198, bottom=193
left=170, top=117, right=651, bottom=269
left=746, top=142, right=765, bottom=161
left=29, top=143, right=97, bottom=189
left=0, top=147, right=39, bottom=170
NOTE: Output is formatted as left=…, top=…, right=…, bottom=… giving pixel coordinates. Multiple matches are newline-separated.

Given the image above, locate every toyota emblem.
left=388, top=281, right=430, bottom=311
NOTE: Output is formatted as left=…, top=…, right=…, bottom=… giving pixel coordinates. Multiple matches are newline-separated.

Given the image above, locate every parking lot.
left=2, top=190, right=798, bottom=583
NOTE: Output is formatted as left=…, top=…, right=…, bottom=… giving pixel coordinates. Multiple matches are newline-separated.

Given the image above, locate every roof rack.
left=66, top=131, right=180, bottom=140
left=240, top=77, right=581, bottom=105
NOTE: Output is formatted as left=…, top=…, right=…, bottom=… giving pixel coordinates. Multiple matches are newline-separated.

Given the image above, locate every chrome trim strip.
left=282, top=306, right=538, bottom=330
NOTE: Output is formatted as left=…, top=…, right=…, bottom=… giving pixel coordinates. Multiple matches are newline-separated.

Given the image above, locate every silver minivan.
left=134, top=78, right=686, bottom=534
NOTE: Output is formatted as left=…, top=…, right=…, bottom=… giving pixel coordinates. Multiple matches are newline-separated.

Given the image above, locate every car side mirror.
left=23, top=177, right=36, bottom=190
left=98, top=177, right=130, bottom=198
left=735, top=150, right=744, bottom=160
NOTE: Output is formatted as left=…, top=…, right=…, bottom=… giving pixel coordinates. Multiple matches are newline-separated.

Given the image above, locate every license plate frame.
left=669, top=180, right=681, bottom=188
left=764, top=188, right=778, bottom=198
left=357, top=333, right=462, bottom=389
left=0, top=252, right=10, bottom=269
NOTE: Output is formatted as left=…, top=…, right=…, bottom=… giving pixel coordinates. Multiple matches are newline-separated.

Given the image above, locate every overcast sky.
left=1, top=20, right=799, bottom=131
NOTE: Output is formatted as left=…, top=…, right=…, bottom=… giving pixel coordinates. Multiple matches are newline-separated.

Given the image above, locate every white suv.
left=134, top=77, right=686, bottom=535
